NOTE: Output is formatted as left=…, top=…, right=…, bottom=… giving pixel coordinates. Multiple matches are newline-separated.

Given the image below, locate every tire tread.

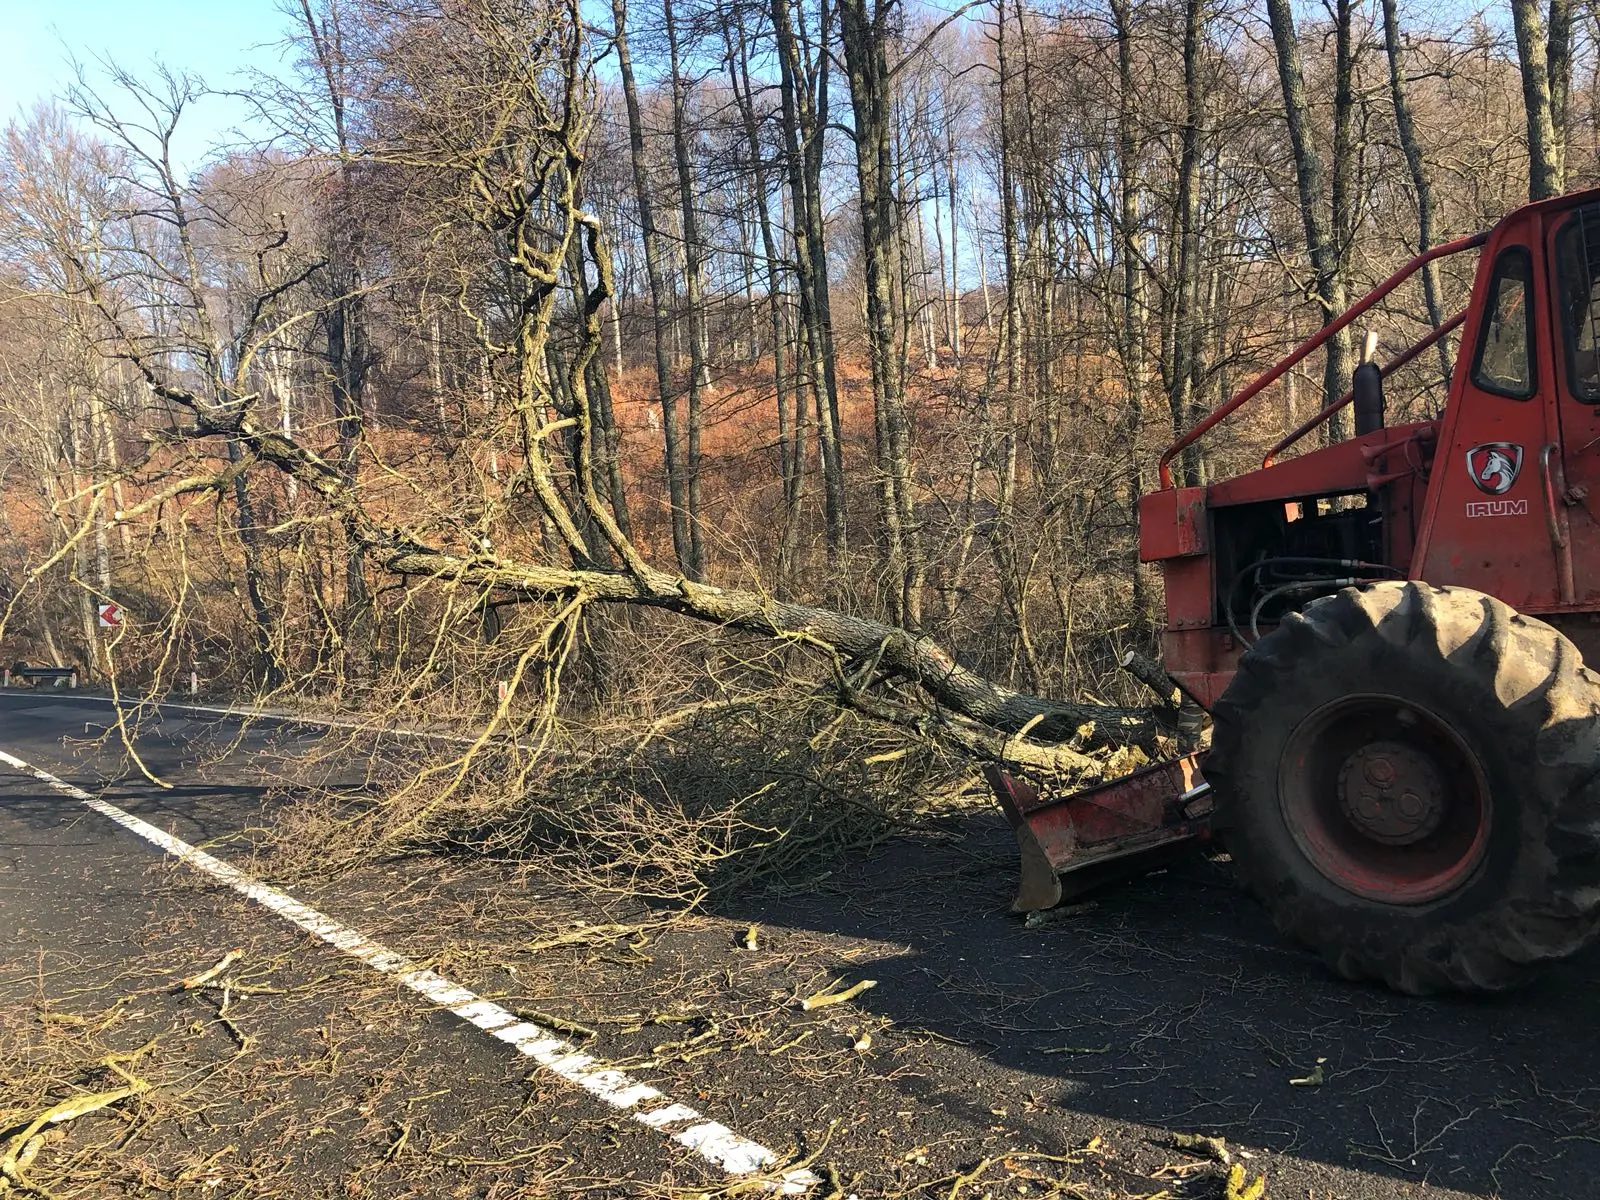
left=1208, top=582, right=1600, bottom=994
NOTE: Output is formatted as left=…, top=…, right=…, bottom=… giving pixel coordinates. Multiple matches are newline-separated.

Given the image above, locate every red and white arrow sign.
left=97, top=602, right=123, bottom=629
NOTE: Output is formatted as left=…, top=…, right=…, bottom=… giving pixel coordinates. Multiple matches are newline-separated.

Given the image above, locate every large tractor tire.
left=1207, top=582, right=1600, bottom=994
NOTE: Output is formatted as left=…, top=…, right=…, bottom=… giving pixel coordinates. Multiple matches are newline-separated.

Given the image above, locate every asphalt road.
left=3, top=691, right=1598, bottom=1199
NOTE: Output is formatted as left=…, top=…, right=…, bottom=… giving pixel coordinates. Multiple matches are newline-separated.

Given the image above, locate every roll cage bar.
left=1157, top=231, right=1489, bottom=489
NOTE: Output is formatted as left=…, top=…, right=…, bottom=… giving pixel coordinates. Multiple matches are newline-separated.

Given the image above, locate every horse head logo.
left=1467, top=443, right=1524, bottom=495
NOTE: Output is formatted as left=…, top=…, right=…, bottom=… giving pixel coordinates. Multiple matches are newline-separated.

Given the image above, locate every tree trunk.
left=568, top=224, right=633, bottom=543
left=1548, top=0, right=1572, bottom=158
left=663, top=0, right=707, bottom=580
left=1166, top=0, right=1205, bottom=486
left=1265, top=0, right=1352, bottom=431
left=65, top=386, right=100, bottom=679
left=772, top=0, right=846, bottom=562
left=1512, top=0, right=1565, bottom=200
left=237, top=400, right=1174, bottom=772
left=992, top=0, right=1039, bottom=688
left=726, top=6, right=805, bottom=589
left=938, top=117, right=960, bottom=358
left=612, top=0, right=695, bottom=573
left=226, top=436, right=284, bottom=689
left=1110, top=0, right=1154, bottom=634
left=1380, top=0, right=1450, bottom=381
left=840, top=0, right=923, bottom=628
left=298, top=0, right=372, bottom=680
left=1328, top=0, right=1359, bottom=412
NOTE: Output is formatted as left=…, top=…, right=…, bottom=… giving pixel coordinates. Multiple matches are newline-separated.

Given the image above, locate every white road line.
left=0, top=748, right=815, bottom=1194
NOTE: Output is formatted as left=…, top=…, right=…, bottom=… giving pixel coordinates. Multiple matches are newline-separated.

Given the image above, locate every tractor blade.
left=983, top=753, right=1212, bottom=912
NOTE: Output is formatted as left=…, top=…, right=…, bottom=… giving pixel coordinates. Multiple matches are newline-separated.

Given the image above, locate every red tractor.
left=989, top=187, right=1600, bottom=993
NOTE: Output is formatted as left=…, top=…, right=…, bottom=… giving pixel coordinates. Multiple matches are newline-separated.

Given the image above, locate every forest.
left=6, top=7, right=1600, bottom=1193
left=0, top=0, right=1585, bottom=798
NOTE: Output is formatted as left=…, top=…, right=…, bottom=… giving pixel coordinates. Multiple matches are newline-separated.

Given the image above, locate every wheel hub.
left=1337, top=740, right=1447, bottom=846
left=1278, top=695, right=1493, bottom=905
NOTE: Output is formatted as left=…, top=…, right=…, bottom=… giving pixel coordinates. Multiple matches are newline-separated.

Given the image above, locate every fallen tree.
left=9, top=0, right=1175, bottom=788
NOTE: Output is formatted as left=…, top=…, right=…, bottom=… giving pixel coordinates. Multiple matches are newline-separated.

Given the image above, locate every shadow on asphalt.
left=713, top=813, right=1600, bottom=1200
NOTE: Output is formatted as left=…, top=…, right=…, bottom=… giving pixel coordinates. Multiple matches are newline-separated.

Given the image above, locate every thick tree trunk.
left=1548, top=0, right=1572, bottom=154
left=242, top=411, right=1171, bottom=771
left=1511, top=0, right=1565, bottom=200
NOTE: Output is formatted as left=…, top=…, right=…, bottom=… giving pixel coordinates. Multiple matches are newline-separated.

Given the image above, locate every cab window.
left=1471, top=246, right=1535, bottom=399
left=1555, top=205, right=1600, bottom=402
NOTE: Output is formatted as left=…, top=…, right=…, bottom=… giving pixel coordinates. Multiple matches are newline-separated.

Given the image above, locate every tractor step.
left=983, top=753, right=1213, bottom=912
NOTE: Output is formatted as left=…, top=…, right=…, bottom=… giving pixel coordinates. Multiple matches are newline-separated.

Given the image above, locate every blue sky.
left=0, top=0, right=291, bottom=163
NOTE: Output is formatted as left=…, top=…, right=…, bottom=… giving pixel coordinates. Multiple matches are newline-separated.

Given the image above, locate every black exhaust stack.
left=1353, top=331, right=1385, bottom=436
